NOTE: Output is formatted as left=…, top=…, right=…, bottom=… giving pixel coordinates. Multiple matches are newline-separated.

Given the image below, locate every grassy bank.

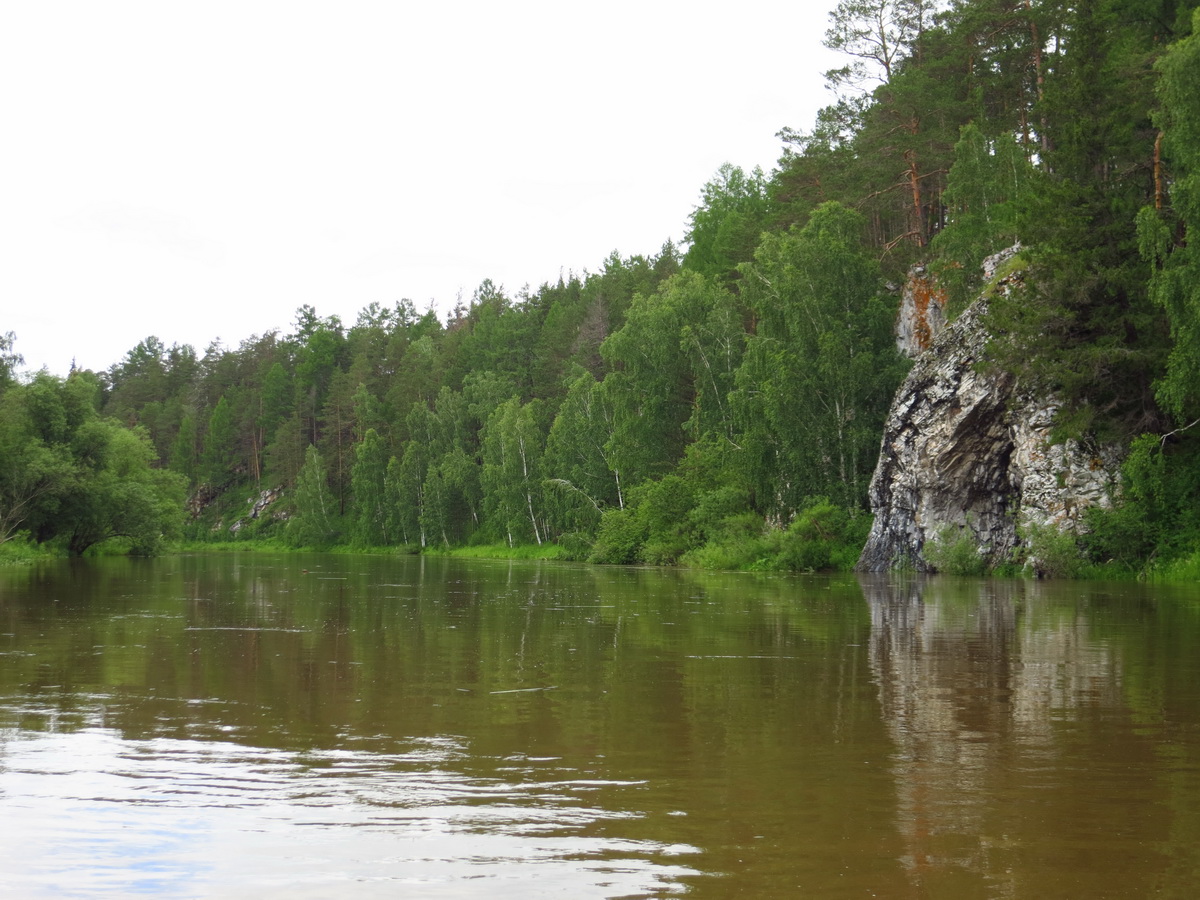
left=12, top=526, right=1200, bottom=582
left=423, top=542, right=570, bottom=561
left=0, top=536, right=58, bottom=567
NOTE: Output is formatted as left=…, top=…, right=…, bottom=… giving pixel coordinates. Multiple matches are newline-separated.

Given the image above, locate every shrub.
left=923, top=524, right=988, bottom=576
left=1083, top=432, right=1200, bottom=574
left=679, top=512, right=767, bottom=570
left=687, top=486, right=753, bottom=543
left=588, top=507, right=647, bottom=564
left=1018, top=519, right=1084, bottom=579
left=1150, top=549, right=1200, bottom=582
left=635, top=475, right=698, bottom=565
left=746, top=499, right=871, bottom=573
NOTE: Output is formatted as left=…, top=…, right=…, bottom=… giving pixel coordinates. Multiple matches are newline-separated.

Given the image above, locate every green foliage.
left=0, top=533, right=56, bottom=566
left=429, top=541, right=568, bottom=561
left=0, top=386, right=71, bottom=545
left=735, top=202, right=904, bottom=518
left=923, top=524, right=988, bottom=577
left=295, top=318, right=346, bottom=443
left=481, top=397, right=546, bottom=547
left=686, top=483, right=754, bottom=547
left=759, top=500, right=873, bottom=573
left=1140, top=9, right=1200, bottom=423
left=439, top=447, right=483, bottom=541
left=1149, top=548, right=1200, bottom=581
left=979, top=0, right=1192, bottom=438
left=318, top=369, right=358, bottom=515
left=71, top=428, right=187, bottom=556
left=684, top=164, right=770, bottom=283
left=387, top=442, right=425, bottom=546
left=1, top=332, right=24, bottom=394
left=587, top=507, right=648, bottom=565
left=1083, top=431, right=1200, bottom=572
left=286, top=445, right=338, bottom=548
left=201, top=395, right=238, bottom=487
left=678, top=513, right=766, bottom=571
left=986, top=223, right=1167, bottom=440
left=1, top=372, right=185, bottom=556
left=169, top=412, right=199, bottom=480
left=682, top=498, right=871, bottom=573
left=635, top=475, right=698, bottom=566
left=381, top=454, right=413, bottom=546
left=350, top=429, right=390, bottom=547
left=598, top=274, right=702, bottom=486
left=259, top=361, right=292, bottom=444
left=1017, top=520, right=1086, bottom=580
left=264, top=413, right=307, bottom=487
left=542, top=373, right=617, bottom=536
left=822, top=0, right=934, bottom=90
left=931, top=125, right=1033, bottom=313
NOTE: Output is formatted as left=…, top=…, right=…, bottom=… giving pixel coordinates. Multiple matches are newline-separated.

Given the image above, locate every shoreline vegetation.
left=5, top=4, right=1200, bottom=582
left=5, top=540, right=1199, bottom=583
left=5, top=527, right=1199, bottom=583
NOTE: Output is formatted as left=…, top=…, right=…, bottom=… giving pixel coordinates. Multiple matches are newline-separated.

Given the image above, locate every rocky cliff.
left=856, top=253, right=1122, bottom=573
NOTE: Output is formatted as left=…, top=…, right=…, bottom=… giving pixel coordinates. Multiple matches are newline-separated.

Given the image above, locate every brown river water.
left=2, top=553, right=1199, bottom=898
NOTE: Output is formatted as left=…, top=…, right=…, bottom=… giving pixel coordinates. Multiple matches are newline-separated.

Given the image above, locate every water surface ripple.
left=3, top=705, right=696, bottom=899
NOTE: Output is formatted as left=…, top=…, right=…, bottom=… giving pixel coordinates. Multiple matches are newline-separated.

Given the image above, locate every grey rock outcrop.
left=857, top=254, right=1120, bottom=573
left=229, top=486, right=287, bottom=534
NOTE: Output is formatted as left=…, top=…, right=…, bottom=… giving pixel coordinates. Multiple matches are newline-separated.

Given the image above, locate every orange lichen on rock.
left=896, top=271, right=949, bottom=358
left=910, top=276, right=947, bottom=353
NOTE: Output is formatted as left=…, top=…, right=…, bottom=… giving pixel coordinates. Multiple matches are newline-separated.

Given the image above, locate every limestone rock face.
left=857, top=258, right=1120, bottom=573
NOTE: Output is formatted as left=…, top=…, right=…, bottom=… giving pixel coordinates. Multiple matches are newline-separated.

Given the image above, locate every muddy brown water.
left=2, top=554, right=1199, bottom=897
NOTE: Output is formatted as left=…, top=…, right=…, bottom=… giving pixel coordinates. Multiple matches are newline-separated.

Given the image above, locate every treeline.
left=85, top=218, right=900, bottom=569
left=5, top=0, right=1200, bottom=573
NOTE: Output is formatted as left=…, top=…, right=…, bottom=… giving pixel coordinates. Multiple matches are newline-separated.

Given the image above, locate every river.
left=2, top=553, right=1199, bottom=897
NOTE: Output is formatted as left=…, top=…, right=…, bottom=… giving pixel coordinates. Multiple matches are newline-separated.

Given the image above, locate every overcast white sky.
left=3, top=1, right=839, bottom=377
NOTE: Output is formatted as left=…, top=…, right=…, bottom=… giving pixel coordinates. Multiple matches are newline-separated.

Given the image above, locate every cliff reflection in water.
left=861, top=575, right=1200, bottom=898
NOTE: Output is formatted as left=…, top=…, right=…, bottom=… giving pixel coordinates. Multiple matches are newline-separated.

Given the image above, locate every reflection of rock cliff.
left=861, top=576, right=1124, bottom=891
left=858, top=253, right=1120, bottom=572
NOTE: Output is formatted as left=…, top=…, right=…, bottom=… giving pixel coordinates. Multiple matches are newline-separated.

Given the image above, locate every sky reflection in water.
left=3, top=716, right=698, bottom=899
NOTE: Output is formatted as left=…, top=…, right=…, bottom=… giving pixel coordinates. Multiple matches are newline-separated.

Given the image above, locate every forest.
left=3, top=0, right=1200, bottom=577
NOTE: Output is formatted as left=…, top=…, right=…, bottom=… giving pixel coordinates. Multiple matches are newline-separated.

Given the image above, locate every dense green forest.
left=4, top=0, right=1200, bottom=576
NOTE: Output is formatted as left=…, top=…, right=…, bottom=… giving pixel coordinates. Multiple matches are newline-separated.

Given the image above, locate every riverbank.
left=7, top=530, right=1193, bottom=582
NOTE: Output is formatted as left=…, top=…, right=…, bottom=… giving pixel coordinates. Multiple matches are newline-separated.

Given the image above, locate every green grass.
left=172, top=538, right=291, bottom=553
left=169, top=537, right=568, bottom=561
left=427, top=542, right=569, bottom=561
left=0, top=536, right=59, bottom=566
left=1148, top=549, right=1200, bottom=582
